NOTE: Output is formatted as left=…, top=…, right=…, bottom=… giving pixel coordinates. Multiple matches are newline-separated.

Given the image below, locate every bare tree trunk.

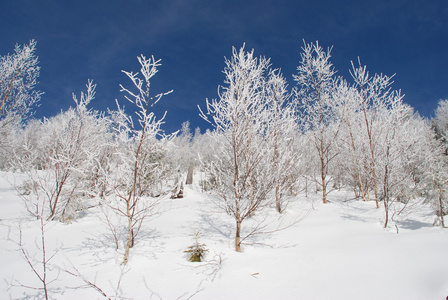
left=17, top=218, right=52, bottom=299
left=372, top=162, right=380, bottom=209
left=275, top=184, right=281, bottom=213
left=235, top=218, right=242, bottom=252
left=353, top=178, right=359, bottom=198
left=320, top=138, right=327, bottom=204
left=273, top=126, right=282, bottom=213
left=233, top=132, right=242, bottom=252
left=123, top=199, right=133, bottom=265
left=321, top=172, right=327, bottom=204
left=383, top=201, right=389, bottom=228
left=439, top=191, right=445, bottom=228
left=348, top=127, right=366, bottom=201
left=249, top=174, right=255, bottom=215
left=123, top=126, right=144, bottom=265
left=366, top=184, right=371, bottom=202
left=362, top=109, right=380, bottom=208
left=40, top=218, right=49, bottom=300
left=48, top=173, right=69, bottom=221
left=382, top=158, right=390, bottom=228
left=186, top=164, right=194, bottom=185
left=289, top=177, right=296, bottom=196
left=305, top=177, right=308, bottom=197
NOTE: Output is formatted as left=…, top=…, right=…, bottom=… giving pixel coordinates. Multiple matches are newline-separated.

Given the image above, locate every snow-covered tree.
left=376, top=104, right=414, bottom=227
left=293, top=41, right=340, bottom=204
left=432, top=99, right=448, bottom=154
left=0, top=40, right=41, bottom=126
left=168, top=121, right=197, bottom=196
left=178, top=121, right=195, bottom=185
left=187, top=126, right=203, bottom=185
left=333, top=78, right=371, bottom=200
left=0, top=40, right=42, bottom=168
left=200, top=45, right=275, bottom=252
left=423, top=154, right=448, bottom=228
left=105, top=54, right=172, bottom=264
left=349, top=60, right=403, bottom=208
left=265, top=69, right=300, bottom=212
left=423, top=100, right=448, bottom=227
left=193, top=128, right=219, bottom=192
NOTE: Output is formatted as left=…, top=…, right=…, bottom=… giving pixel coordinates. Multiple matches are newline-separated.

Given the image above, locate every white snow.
left=1, top=172, right=447, bottom=299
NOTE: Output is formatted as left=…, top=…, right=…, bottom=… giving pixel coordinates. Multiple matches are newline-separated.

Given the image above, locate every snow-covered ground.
left=1, top=171, right=447, bottom=299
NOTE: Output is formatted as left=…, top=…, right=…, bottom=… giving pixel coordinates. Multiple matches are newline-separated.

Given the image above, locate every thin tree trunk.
left=382, top=158, right=390, bottom=228
left=305, top=177, right=308, bottom=197
left=383, top=199, right=389, bottom=228
left=186, top=164, right=194, bottom=184
left=235, top=219, right=242, bottom=252
left=362, top=108, right=380, bottom=208
left=321, top=173, right=327, bottom=203
left=233, top=131, right=242, bottom=252
left=439, top=191, right=445, bottom=228
left=275, top=184, right=281, bottom=213
left=273, top=125, right=282, bottom=213
left=317, top=89, right=328, bottom=204
left=249, top=174, right=255, bottom=215
left=48, top=173, right=69, bottom=221
left=372, top=163, right=380, bottom=209
left=353, top=178, right=359, bottom=198
left=366, top=184, right=371, bottom=202
left=348, top=127, right=366, bottom=201
left=40, top=218, right=49, bottom=300
left=320, top=140, right=327, bottom=204
left=123, top=123, right=145, bottom=265
left=123, top=200, right=133, bottom=265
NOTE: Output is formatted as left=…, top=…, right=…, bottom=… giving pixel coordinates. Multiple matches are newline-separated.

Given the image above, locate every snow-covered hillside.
left=1, top=172, right=447, bottom=299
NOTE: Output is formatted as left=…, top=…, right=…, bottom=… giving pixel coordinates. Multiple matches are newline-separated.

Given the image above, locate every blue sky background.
left=1, top=0, right=447, bottom=133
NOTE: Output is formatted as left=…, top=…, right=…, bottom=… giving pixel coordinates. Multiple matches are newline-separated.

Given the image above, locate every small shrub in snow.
left=184, top=232, right=208, bottom=262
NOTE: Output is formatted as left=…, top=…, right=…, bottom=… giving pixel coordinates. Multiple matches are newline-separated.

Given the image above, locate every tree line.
left=1, top=40, right=447, bottom=259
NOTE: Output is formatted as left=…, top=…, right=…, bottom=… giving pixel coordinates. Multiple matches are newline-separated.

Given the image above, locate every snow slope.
left=1, top=172, right=447, bottom=299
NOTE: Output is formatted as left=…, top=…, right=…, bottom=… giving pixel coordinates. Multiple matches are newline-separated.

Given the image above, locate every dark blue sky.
left=1, top=0, right=447, bottom=133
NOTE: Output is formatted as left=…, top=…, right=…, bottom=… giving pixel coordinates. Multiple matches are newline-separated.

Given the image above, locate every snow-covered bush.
left=13, top=81, right=108, bottom=221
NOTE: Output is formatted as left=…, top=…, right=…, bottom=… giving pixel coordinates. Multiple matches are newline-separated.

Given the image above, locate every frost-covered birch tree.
left=334, top=79, right=370, bottom=200
left=0, top=40, right=41, bottom=127
left=432, top=99, right=448, bottom=155
left=368, top=101, right=435, bottom=228
left=200, top=45, right=275, bottom=252
left=293, top=41, right=340, bottom=204
left=106, top=55, right=172, bottom=264
left=0, top=40, right=42, bottom=168
left=265, top=69, right=299, bottom=213
left=349, top=60, right=403, bottom=208
left=424, top=99, right=448, bottom=227
left=376, top=103, right=412, bottom=227
left=424, top=154, right=448, bottom=228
